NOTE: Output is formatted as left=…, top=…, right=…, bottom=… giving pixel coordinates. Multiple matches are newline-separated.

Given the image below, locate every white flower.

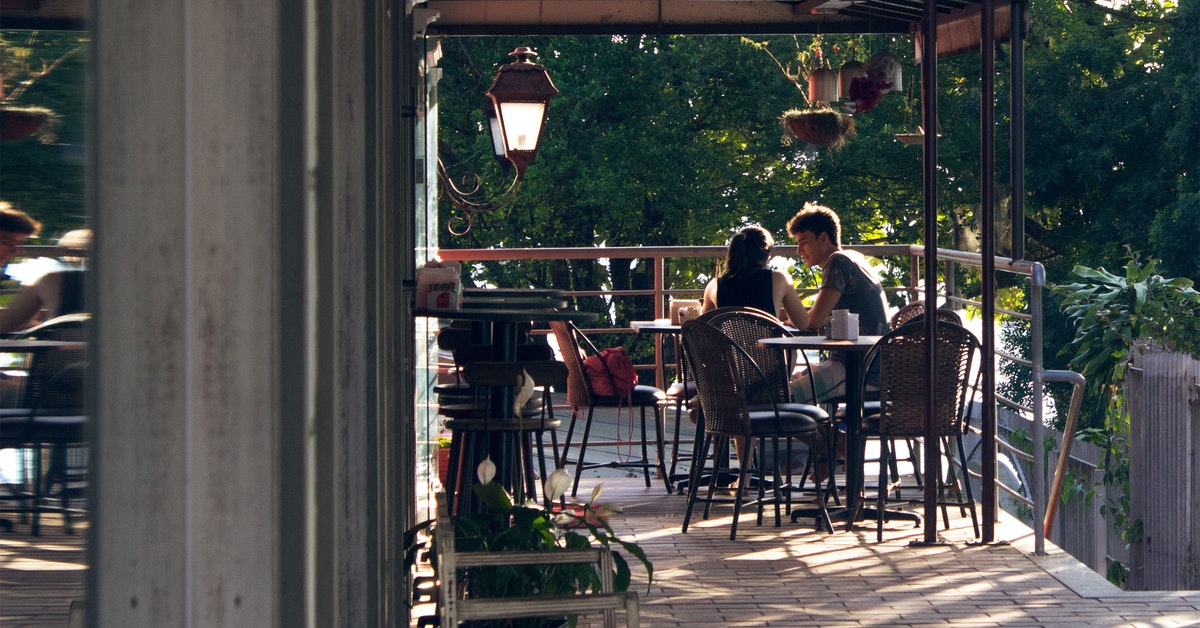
left=514, top=369, right=536, bottom=416
left=590, top=483, right=604, bottom=505
left=545, top=467, right=572, bottom=502
left=476, top=455, right=496, bottom=485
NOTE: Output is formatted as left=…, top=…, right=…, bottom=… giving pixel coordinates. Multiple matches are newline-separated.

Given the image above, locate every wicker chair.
left=549, top=321, right=670, bottom=497
left=695, top=307, right=835, bottom=502
left=680, top=319, right=831, bottom=539
left=858, top=319, right=981, bottom=541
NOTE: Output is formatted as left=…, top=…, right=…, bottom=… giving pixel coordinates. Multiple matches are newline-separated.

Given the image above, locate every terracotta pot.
left=436, top=446, right=451, bottom=483
left=782, top=109, right=855, bottom=148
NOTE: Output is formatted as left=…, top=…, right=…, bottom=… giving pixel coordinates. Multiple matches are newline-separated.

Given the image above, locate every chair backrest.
left=21, top=313, right=89, bottom=414
left=864, top=319, right=979, bottom=438
left=549, top=320, right=597, bottom=406
left=681, top=319, right=761, bottom=438
left=890, top=302, right=963, bottom=330
left=461, top=360, right=568, bottom=390
left=696, top=307, right=794, bottom=406
left=889, top=302, right=926, bottom=329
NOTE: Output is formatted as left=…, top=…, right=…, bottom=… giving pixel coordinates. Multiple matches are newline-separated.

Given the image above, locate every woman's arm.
left=0, top=281, right=47, bottom=334
left=701, top=278, right=719, bottom=313
left=774, top=271, right=810, bottom=329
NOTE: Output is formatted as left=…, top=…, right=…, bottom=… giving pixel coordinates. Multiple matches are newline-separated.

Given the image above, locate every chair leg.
left=639, top=407, right=651, bottom=488
left=955, top=434, right=980, bottom=538
left=668, top=396, right=685, bottom=481
left=569, top=407, right=597, bottom=497
left=652, top=405, right=672, bottom=494
left=558, top=406, right=583, bottom=469
left=877, top=437, right=890, bottom=542
left=729, top=436, right=754, bottom=541
left=681, top=432, right=712, bottom=534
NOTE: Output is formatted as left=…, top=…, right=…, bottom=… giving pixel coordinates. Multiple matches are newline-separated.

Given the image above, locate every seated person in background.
left=786, top=203, right=889, bottom=404
left=0, top=202, right=42, bottom=274
left=0, top=228, right=90, bottom=334
left=701, top=225, right=809, bottom=326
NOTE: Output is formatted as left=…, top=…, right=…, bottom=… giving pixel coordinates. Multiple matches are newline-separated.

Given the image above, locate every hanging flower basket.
left=780, top=107, right=856, bottom=148
left=0, top=106, right=54, bottom=141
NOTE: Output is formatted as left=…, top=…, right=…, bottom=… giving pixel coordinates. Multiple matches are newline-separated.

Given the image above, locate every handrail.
left=434, top=243, right=1083, bottom=553
left=1043, top=370, right=1087, bottom=536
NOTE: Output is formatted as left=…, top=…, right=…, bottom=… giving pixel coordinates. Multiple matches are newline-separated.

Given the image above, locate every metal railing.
left=435, top=244, right=1085, bottom=553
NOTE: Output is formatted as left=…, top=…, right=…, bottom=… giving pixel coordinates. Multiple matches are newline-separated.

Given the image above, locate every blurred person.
left=0, top=228, right=90, bottom=334
left=0, top=202, right=42, bottom=272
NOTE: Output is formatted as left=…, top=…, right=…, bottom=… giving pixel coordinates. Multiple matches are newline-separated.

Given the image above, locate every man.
left=786, top=202, right=888, bottom=404
left=0, top=202, right=42, bottom=272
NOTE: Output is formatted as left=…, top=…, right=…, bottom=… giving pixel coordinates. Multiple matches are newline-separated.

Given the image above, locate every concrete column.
left=91, top=0, right=398, bottom=625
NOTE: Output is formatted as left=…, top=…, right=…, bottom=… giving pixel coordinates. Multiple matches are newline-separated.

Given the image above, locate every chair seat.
left=759, top=402, right=829, bottom=423
left=666, top=380, right=696, bottom=399
left=745, top=410, right=819, bottom=437
left=590, top=384, right=666, bottom=407
left=444, top=417, right=562, bottom=433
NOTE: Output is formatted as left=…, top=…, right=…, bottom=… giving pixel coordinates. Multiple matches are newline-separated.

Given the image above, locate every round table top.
left=415, top=308, right=598, bottom=323
left=758, top=335, right=882, bottom=351
left=462, top=296, right=570, bottom=310
left=462, top=288, right=567, bottom=298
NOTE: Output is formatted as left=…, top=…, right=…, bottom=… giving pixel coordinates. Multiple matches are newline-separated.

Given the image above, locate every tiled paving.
left=582, top=479, right=1200, bottom=627
left=0, top=517, right=86, bottom=627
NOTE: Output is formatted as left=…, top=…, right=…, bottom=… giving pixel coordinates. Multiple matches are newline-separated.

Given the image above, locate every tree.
left=1, top=30, right=89, bottom=238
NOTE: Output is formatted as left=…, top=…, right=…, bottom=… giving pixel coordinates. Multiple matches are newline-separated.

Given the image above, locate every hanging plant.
left=780, top=107, right=856, bottom=148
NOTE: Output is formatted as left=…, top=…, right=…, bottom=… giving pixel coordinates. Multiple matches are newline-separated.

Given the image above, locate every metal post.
left=981, top=0, right=998, bottom=544
left=921, top=0, right=940, bottom=544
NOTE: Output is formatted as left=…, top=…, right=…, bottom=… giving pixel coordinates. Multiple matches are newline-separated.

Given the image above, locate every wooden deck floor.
left=0, top=515, right=85, bottom=627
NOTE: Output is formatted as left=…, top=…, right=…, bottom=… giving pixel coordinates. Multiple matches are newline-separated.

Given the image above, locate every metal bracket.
left=411, top=7, right=440, bottom=39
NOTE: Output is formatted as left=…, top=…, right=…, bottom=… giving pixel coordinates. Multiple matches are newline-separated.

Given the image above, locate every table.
left=757, top=334, right=882, bottom=529
left=631, top=320, right=689, bottom=487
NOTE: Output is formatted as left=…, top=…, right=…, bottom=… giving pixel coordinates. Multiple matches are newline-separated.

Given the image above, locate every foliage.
left=407, top=464, right=652, bottom=628
left=1054, top=250, right=1199, bottom=585
left=0, top=31, right=89, bottom=238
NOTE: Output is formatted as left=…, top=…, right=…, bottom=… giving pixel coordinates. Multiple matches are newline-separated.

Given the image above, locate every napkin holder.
left=416, top=260, right=462, bottom=311
left=670, top=299, right=702, bottom=325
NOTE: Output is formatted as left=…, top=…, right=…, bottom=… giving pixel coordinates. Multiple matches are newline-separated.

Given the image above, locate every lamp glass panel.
left=498, top=102, right=546, bottom=152
left=488, top=115, right=505, bottom=158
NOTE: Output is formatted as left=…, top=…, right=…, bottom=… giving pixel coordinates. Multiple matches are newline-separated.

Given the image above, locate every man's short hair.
left=787, top=202, right=840, bottom=246
left=0, top=202, right=42, bottom=237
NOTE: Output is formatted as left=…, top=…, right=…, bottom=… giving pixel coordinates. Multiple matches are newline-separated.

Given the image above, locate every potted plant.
left=436, top=433, right=453, bottom=483
left=780, top=107, right=856, bottom=148
left=408, top=460, right=653, bottom=627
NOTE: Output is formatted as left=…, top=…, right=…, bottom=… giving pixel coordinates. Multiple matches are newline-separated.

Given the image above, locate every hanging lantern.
left=485, top=47, right=559, bottom=180
left=866, top=52, right=903, bottom=94
left=838, top=61, right=867, bottom=99
left=807, top=68, right=839, bottom=105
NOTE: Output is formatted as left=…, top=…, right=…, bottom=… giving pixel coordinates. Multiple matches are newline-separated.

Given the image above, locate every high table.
left=630, top=320, right=689, bottom=488
left=417, top=306, right=598, bottom=511
left=757, top=334, right=884, bottom=530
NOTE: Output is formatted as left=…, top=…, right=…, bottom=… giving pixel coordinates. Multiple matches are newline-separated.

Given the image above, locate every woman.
left=701, top=225, right=809, bottom=327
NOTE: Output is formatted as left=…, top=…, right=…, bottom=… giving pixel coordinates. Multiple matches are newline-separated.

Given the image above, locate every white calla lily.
left=545, top=467, right=572, bottom=502
left=476, top=455, right=496, bottom=485
left=513, top=369, right=536, bottom=416
left=590, top=483, right=604, bottom=505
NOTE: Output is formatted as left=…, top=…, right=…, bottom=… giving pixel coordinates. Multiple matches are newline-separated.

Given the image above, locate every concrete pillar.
left=90, top=0, right=407, bottom=625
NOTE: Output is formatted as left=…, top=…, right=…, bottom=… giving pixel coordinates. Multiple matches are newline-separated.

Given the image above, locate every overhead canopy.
left=423, top=0, right=1015, bottom=56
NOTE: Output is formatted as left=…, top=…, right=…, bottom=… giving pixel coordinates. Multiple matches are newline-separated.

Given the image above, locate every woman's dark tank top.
left=716, top=267, right=775, bottom=315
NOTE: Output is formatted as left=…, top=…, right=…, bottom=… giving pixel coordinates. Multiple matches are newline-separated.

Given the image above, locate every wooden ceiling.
left=422, top=0, right=1012, bottom=41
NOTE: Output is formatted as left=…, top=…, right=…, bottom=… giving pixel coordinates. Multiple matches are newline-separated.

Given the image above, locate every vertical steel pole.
left=921, top=0, right=940, bottom=544
left=981, top=0, right=998, bottom=543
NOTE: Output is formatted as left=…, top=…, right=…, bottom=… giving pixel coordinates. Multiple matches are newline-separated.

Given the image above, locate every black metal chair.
left=549, top=321, right=670, bottom=497
left=444, top=360, right=567, bottom=513
left=0, top=313, right=89, bottom=535
left=857, top=319, right=981, bottom=541
left=680, top=319, right=831, bottom=539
